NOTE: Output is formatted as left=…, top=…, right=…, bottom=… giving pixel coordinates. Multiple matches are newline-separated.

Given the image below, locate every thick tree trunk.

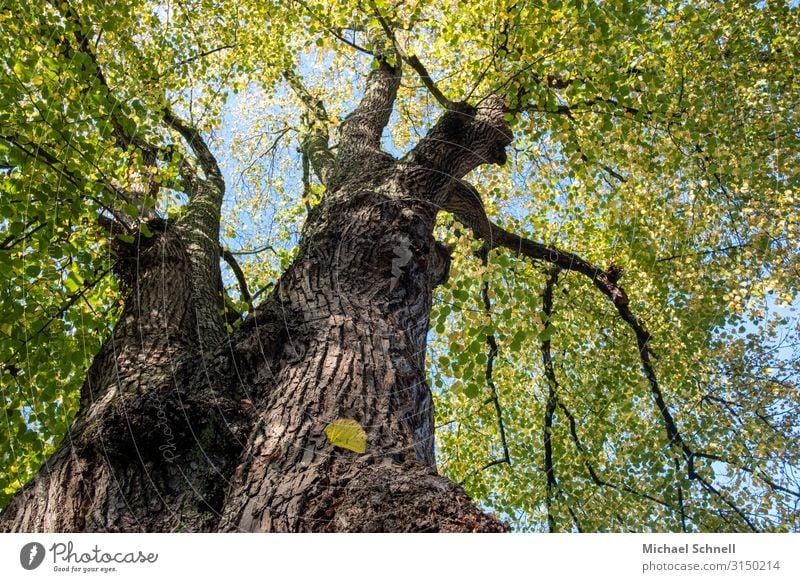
left=218, top=167, right=493, bottom=532
left=0, top=89, right=512, bottom=533
left=0, top=224, right=250, bottom=531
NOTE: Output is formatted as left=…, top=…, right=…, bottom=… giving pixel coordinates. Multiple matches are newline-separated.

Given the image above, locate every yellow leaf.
left=324, top=418, right=367, bottom=454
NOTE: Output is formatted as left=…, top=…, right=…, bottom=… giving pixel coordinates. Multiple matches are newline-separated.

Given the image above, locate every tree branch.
left=57, top=0, right=161, bottom=164
left=367, top=0, right=456, bottom=111
left=674, top=457, right=688, bottom=533
left=221, top=247, right=253, bottom=311
left=163, top=108, right=223, bottom=188
left=292, top=0, right=374, bottom=56
left=158, top=44, right=237, bottom=80
left=509, top=94, right=649, bottom=120
left=9, top=264, right=115, bottom=352
left=402, top=97, right=512, bottom=193
left=162, top=109, right=227, bottom=347
left=557, top=398, right=679, bottom=515
left=692, top=451, right=800, bottom=499
left=444, top=179, right=761, bottom=532
left=405, top=54, right=455, bottom=110
left=283, top=70, right=335, bottom=185
left=540, top=267, right=560, bottom=533
left=0, top=220, right=45, bottom=251
left=444, top=180, right=628, bottom=306
left=1, top=134, right=138, bottom=231
left=227, top=243, right=277, bottom=257
left=57, top=0, right=130, bottom=149
left=337, top=57, right=401, bottom=166
left=695, top=472, right=758, bottom=532
left=476, top=246, right=511, bottom=472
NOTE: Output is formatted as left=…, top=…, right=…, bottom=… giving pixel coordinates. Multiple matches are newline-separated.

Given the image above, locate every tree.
left=1, top=0, right=798, bottom=532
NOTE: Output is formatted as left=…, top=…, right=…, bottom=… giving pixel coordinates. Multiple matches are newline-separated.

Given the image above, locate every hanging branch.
left=565, top=502, right=583, bottom=533
left=536, top=268, right=587, bottom=531
left=558, top=398, right=678, bottom=513
left=674, top=457, right=688, bottom=533
left=540, top=267, right=560, bottom=532
left=444, top=178, right=760, bottom=531
left=476, top=244, right=511, bottom=471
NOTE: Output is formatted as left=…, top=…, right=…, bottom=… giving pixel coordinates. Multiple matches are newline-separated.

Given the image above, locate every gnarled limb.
left=444, top=179, right=760, bottom=531
left=400, top=98, right=512, bottom=194
left=444, top=180, right=628, bottom=306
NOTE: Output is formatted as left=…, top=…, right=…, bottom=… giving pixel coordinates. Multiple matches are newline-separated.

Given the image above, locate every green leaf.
left=538, top=325, right=556, bottom=342
left=463, top=383, right=480, bottom=399
left=64, top=271, right=83, bottom=293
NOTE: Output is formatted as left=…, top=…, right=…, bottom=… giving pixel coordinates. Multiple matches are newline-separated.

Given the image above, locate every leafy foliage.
left=2, top=0, right=799, bottom=530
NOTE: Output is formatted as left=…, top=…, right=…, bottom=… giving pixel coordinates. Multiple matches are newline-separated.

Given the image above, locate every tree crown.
left=1, top=0, right=799, bottom=531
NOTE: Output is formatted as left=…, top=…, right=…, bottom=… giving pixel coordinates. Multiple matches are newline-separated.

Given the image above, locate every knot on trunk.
left=81, top=363, right=249, bottom=464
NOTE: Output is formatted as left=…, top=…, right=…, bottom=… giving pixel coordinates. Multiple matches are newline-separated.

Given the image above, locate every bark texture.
left=0, top=64, right=512, bottom=532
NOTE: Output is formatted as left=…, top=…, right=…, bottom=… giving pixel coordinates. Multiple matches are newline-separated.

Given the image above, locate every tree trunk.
left=0, top=84, right=512, bottom=533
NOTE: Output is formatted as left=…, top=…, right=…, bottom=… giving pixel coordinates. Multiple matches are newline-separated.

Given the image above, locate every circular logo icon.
left=20, top=542, right=46, bottom=570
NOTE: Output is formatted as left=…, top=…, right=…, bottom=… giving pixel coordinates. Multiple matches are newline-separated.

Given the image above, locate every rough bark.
left=0, top=225, right=249, bottom=531
left=0, top=73, right=513, bottom=533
